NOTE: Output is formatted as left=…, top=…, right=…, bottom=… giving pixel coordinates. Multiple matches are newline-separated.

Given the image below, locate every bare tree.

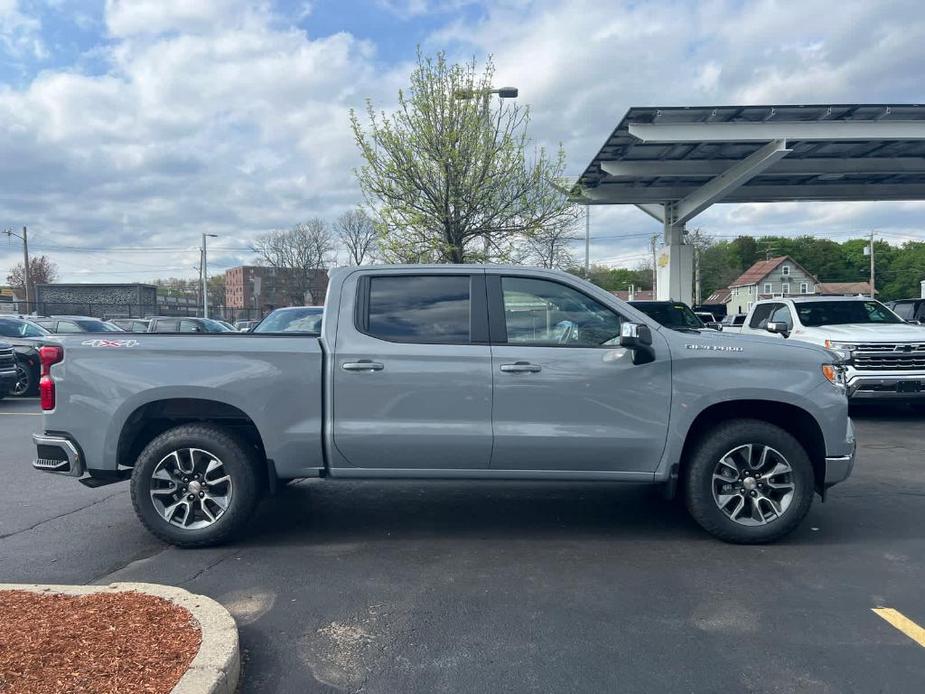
left=525, top=220, right=582, bottom=269
left=336, top=209, right=378, bottom=265
left=251, top=219, right=335, bottom=303
left=7, top=255, right=58, bottom=291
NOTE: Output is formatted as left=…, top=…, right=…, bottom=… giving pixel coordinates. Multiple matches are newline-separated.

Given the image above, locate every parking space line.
left=873, top=608, right=925, bottom=648
left=0, top=412, right=41, bottom=416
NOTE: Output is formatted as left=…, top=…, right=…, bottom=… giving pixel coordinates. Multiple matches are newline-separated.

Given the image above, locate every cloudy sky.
left=1, top=0, right=924, bottom=283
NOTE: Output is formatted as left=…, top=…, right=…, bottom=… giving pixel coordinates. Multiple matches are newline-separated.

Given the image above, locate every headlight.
left=824, top=340, right=856, bottom=360
left=821, top=363, right=847, bottom=391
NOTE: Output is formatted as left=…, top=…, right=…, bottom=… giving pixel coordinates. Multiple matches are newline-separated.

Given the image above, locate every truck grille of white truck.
left=852, top=343, right=925, bottom=371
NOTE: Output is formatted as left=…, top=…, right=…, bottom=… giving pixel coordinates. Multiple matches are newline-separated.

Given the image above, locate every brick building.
left=224, top=266, right=328, bottom=310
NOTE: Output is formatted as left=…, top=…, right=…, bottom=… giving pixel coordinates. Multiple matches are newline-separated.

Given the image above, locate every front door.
left=332, top=271, right=493, bottom=470
left=488, top=274, right=671, bottom=473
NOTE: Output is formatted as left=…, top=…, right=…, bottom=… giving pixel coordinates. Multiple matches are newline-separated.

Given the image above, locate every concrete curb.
left=1, top=582, right=240, bottom=694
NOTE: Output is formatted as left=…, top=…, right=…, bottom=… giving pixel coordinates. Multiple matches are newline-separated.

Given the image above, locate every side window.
left=132, top=322, right=148, bottom=333
left=892, top=303, right=913, bottom=320
left=179, top=320, right=201, bottom=333
left=365, top=275, right=471, bottom=344
left=769, top=304, right=793, bottom=329
left=55, top=321, right=82, bottom=334
left=748, top=303, right=776, bottom=329
left=153, top=320, right=178, bottom=332
left=500, top=277, right=622, bottom=347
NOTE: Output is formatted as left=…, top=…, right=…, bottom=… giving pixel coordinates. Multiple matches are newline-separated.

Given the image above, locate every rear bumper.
left=32, top=433, right=84, bottom=477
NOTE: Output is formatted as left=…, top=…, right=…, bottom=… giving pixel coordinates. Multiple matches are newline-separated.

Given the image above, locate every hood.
left=811, top=323, right=925, bottom=342
left=664, top=324, right=837, bottom=360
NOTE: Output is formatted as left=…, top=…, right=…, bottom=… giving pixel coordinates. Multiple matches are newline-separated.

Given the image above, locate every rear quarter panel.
left=43, top=335, right=323, bottom=477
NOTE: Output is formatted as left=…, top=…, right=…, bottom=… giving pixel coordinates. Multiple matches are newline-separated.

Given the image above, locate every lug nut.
left=199, top=492, right=204, bottom=498
left=187, top=494, right=194, bottom=500
left=750, top=490, right=757, bottom=497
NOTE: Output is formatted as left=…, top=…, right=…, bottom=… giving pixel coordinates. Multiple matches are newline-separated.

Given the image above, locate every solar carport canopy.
left=577, top=104, right=925, bottom=214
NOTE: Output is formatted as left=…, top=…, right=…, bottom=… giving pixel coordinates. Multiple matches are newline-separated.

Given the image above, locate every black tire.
left=684, top=419, right=815, bottom=544
left=130, top=424, right=261, bottom=548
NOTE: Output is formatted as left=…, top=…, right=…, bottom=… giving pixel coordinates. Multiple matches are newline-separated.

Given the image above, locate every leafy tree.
left=252, top=219, right=335, bottom=303
left=571, top=263, right=652, bottom=292
left=336, top=208, right=378, bottom=266
left=6, top=255, right=58, bottom=292
left=350, top=50, right=578, bottom=263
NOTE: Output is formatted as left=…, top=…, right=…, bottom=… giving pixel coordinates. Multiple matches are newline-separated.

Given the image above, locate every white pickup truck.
left=741, top=296, right=925, bottom=400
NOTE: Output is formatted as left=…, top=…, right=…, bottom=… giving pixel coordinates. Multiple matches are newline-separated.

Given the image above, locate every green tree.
left=350, top=50, right=578, bottom=264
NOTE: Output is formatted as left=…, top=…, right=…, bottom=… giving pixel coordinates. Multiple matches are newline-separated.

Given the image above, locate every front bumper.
left=847, top=373, right=925, bottom=399
left=823, top=418, right=855, bottom=488
left=32, top=433, right=84, bottom=477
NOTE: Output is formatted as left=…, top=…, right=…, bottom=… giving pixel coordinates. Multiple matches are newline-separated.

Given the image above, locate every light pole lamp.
left=201, top=233, right=218, bottom=318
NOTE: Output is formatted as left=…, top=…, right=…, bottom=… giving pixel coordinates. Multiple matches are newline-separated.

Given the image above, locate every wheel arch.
left=679, top=400, right=827, bottom=493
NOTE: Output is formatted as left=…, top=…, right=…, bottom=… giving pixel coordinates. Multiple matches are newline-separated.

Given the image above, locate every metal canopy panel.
left=577, top=104, right=925, bottom=207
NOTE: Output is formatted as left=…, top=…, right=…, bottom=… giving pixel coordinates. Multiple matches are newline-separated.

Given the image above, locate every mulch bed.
left=0, top=590, right=202, bottom=694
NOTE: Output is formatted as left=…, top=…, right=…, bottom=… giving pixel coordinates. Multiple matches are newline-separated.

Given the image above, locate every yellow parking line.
left=873, top=608, right=925, bottom=648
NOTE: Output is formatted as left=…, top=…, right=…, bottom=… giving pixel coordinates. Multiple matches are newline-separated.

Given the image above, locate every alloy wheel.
left=149, top=448, right=233, bottom=530
left=711, top=444, right=795, bottom=526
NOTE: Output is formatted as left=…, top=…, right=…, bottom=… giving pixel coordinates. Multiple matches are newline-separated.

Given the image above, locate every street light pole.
left=201, top=233, right=218, bottom=318
left=584, top=205, right=590, bottom=276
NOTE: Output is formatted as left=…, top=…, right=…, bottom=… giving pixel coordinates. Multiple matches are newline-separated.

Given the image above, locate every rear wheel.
left=130, top=424, right=261, bottom=547
left=685, top=419, right=815, bottom=544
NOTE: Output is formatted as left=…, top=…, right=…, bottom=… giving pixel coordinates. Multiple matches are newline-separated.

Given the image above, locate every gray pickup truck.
left=31, top=265, right=856, bottom=546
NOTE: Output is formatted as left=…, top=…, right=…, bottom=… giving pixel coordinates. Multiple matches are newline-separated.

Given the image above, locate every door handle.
left=500, top=362, right=542, bottom=373
left=342, top=360, right=384, bottom=372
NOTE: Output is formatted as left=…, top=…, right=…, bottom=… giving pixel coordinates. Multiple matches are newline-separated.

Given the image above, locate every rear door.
left=331, top=271, right=493, bottom=470
left=486, top=273, right=671, bottom=473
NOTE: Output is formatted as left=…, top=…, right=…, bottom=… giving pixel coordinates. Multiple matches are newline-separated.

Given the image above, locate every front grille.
left=0, top=348, right=15, bottom=371
left=853, top=343, right=925, bottom=371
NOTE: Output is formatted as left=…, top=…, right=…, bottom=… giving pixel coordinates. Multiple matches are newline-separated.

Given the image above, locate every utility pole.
left=650, top=234, right=658, bottom=297
left=868, top=231, right=876, bottom=298
left=584, top=205, right=590, bottom=277
left=201, top=233, right=218, bottom=318
left=4, top=226, right=31, bottom=311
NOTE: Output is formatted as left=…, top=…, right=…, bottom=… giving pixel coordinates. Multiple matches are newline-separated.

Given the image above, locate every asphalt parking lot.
left=1, top=396, right=924, bottom=693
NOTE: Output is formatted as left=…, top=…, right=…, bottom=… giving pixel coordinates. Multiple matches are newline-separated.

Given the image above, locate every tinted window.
left=748, top=304, right=777, bottom=329
left=152, top=320, right=179, bottom=332
left=770, top=304, right=793, bottom=330
left=502, top=277, right=621, bottom=347
left=630, top=302, right=703, bottom=331
left=77, top=320, right=122, bottom=332
left=892, top=302, right=914, bottom=320
left=179, top=320, right=202, bottom=333
left=796, top=300, right=902, bottom=327
left=55, top=321, right=84, bottom=333
left=255, top=307, right=323, bottom=334
left=131, top=321, right=149, bottom=332
left=0, top=319, right=43, bottom=337
left=366, top=275, right=470, bottom=343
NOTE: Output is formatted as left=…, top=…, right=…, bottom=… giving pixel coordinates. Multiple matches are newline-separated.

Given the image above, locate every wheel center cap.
left=743, top=476, right=757, bottom=491
left=188, top=480, right=203, bottom=494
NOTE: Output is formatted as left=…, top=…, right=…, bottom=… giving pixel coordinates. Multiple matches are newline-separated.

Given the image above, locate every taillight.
left=39, top=345, right=64, bottom=411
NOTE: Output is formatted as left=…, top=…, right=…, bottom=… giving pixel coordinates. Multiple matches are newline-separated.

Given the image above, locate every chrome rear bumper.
left=32, top=433, right=84, bottom=477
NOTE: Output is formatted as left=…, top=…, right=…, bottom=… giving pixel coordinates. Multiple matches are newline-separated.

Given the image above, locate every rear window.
left=364, top=275, right=471, bottom=344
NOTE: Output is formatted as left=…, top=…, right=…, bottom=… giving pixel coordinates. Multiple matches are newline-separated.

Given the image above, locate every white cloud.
left=0, top=0, right=45, bottom=60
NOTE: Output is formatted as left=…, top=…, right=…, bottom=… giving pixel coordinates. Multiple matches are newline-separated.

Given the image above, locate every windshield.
left=795, top=300, right=903, bottom=327
left=0, top=319, right=49, bottom=338
left=631, top=303, right=704, bottom=330
left=77, top=320, right=124, bottom=332
left=255, top=308, right=323, bottom=334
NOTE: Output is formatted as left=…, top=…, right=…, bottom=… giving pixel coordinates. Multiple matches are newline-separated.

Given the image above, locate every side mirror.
left=619, top=323, right=655, bottom=364
left=705, top=321, right=722, bottom=331
left=766, top=321, right=789, bottom=336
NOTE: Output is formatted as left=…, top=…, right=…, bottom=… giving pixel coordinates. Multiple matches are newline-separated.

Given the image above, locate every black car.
left=33, top=316, right=125, bottom=334
left=627, top=301, right=711, bottom=331
left=0, top=316, right=51, bottom=396
left=886, top=298, right=925, bottom=324
left=0, top=340, right=17, bottom=399
left=146, top=317, right=234, bottom=333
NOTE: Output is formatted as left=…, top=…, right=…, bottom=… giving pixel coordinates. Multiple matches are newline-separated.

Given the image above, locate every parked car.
left=0, top=317, right=52, bottom=396
left=741, top=296, right=925, bottom=400
left=108, top=318, right=151, bottom=333
left=0, top=340, right=17, bottom=399
left=216, top=320, right=237, bottom=332
left=253, top=306, right=323, bottom=334
left=146, top=317, right=234, bottom=333
left=233, top=319, right=260, bottom=332
left=628, top=301, right=714, bottom=331
left=886, top=298, right=925, bottom=325
left=720, top=313, right=747, bottom=333
left=31, top=265, right=855, bottom=548
left=33, top=316, right=125, bottom=334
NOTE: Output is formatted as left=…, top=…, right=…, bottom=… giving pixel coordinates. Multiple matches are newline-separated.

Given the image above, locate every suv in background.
left=720, top=314, right=747, bottom=333
left=0, top=317, right=51, bottom=396
left=147, top=317, right=234, bottom=333
left=34, top=316, right=124, bottom=334
left=741, top=296, right=925, bottom=400
left=627, top=301, right=710, bottom=331
left=887, top=298, right=925, bottom=325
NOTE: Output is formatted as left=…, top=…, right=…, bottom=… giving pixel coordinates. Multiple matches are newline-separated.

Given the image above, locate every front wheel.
left=130, top=424, right=261, bottom=547
left=11, top=363, right=34, bottom=397
left=685, top=419, right=815, bottom=544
